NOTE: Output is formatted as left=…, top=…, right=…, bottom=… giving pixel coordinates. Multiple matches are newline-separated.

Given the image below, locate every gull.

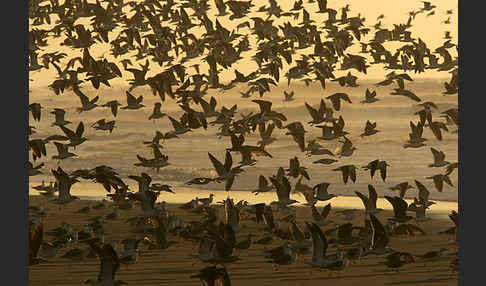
left=404, top=121, right=426, bottom=148
left=305, top=99, right=327, bottom=125
left=429, top=147, right=450, bottom=167
left=148, top=102, right=166, bottom=123
left=367, top=214, right=393, bottom=255
left=51, top=108, right=71, bottom=127
left=326, top=93, right=352, bottom=111
left=361, top=88, right=379, bottom=103
left=225, top=198, right=244, bottom=233
left=414, top=108, right=433, bottom=126
left=284, top=122, right=307, bottom=152
left=337, top=136, right=357, bottom=157
left=199, top=194, right=215, bottom=206
left=286, top=157, right=310, bottom=180
left=311, top=203, right=334, bottom=226
left=199, top=97, right=219, bottom=118
left=257, top=123, right=277, bottom=147
left=208, top=151, right=245, bottom=191
left=235, top=233, right=252, bottom=250
left=414, top=180, right=436, bottom=208
left=295, top=176, right=316, bottom=205
left=265, top=241, right=298, bottom=266
left=407, top=202, right=431, bottom=222
left=29, top=103, right=42, bottom=121
left=39, top=241, right=63, bottom=259
left=305, top=222, right=340, bottom=268
left=362, top=159, right=390, bottom=182
left=428, top=121, right=449, bottom=141
left=119, top=238, right=143, bottom=267
left=332, top=165, right=357, bottom=184
left=390, top=182, right=414, bottom=198
left=60, top=121, right=87, bottom=149
left=381, top=251, right=415, bottom=270
left=332, top=116, right=350, bottom=137
left=360, top=120, right=379, bottom=137
left=390, top=88, right=421, bottom=102
left=313, top=158, right=338, bottom=165
left=446, top=162, right=458, bottom=175
left=147, top=216, right=177, bottom=250
left=252, top=175, right=273, bottom=195
left=269, top=176, right=299, bottom=207
left=355, top=185, right=383, bottom=214
left=316, top=125, right=338, bottom=141
left=92, top=119, right=116, bottom=133
left=283, top=90, right=295, bottom=102
left=415, top=248, right=447, bottom=265
left=84, top=244, right=127, bottom=286
left=51, top=167, right=80, bottom=207
left=385, top=196, right=413, bottom=223
left=52, top=142, right=77, bottom=161
left=128, top=189, right=158, bottom=217
left=121, top=91, right=144, bottom=110
left=305, top=139, right=334, bottom=156
left=190, top=266, right=231, bottom=286
left=313, top=182, right=337, bottom=201
left=168, top=116, right=191, bottom=135
left=101, top=100, right=122, bottom=117
left=29, top=221, right=46, bottom=265
left=150, top=183, right=175, bottom=194
left=426, top=173, right=454, bottom=192
left=185, top=177, right=215, bottom=185
left=29, top=161, right=44, bottom=176
left=75, top=88, right=99, bottom=113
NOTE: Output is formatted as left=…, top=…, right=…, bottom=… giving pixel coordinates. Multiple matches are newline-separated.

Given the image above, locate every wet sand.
left=29, top=196, right=458, bottom=286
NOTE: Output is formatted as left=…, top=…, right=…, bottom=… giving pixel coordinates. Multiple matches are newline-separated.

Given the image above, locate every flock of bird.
left=29, top=0, right=458, bottom=285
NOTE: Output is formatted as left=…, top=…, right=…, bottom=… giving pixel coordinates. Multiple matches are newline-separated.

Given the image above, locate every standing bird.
left=190, top=266, right=232, bottom=286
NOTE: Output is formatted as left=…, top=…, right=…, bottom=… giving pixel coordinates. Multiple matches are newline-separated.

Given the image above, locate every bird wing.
left=208, top=153, right=225, bottom=177
left=76, top=121, right=85, bottom=138
left=355, top=191, right=370, bottom=210
left=368, top=184, right=378, bottom=209
left=321, top=203, right=331, bottom=218
left=126, top=91, right=137, bottom=105
left=415, top=180, right=429, bottom=203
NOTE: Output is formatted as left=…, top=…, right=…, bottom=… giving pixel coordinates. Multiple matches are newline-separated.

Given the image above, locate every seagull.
left=51, top=108, right=72, bottom=127
left=75, top=88, right=99, bottom=113
left=414, top=180, right=436, bottom=208
left=337, top=137, right=357, bottom=157
left=362, top=159, right=390, bottom=182
left=51, top=167, right=80, bottom=207
left=52, top=142, right=77, bottom=161
left=326, top=92, right=352, bottom=111
left=29, top=221, right=47, bottom=265
left=391, top=88, right=421, bottom=102
left=381, top=251, right=415, bottom=270
left=59, top=121, right=87, bottom=149
left=102, top=100, right=122, bottom=117
left=332, top=165, right=357, bottom=184
left=426, top=173, right=454, bottom=192
left=367, top=214, right=393, bottom=255
left=92, top=119, right=116, bottom=133
left=360, top=120, right=379, bottom=137
left=84, top=244, right=127, bottom=286
left=29, top=162, right=44, bottom=176
left=355, top=185, right=383, bottom=214
left=361, top=88, right=379, bottom=103
left=29, top=103, right=42, bottom=121
left=208, top=151, right=245, bottom=191
left=311, top=203, right=334, bottom=226
left=269, top=176, right=299, bottom=207
left=148, top=102, right=167, bottom=123
left=429, top=148, right=449, bottom=167
left=313, top=182, right=337, bottom=201
left=283, top=90, right=295, bottom=102
left=313, top=158, right=338, bottom=165
left=252, top=175, right=273, bottom=195
left=284, top=122, right=307, bottom=152
left=121, top=91, right=145, bottom=110
left=385, top=196, right=413, bottom=223
left=390, top=182, right=414, bottom=198
left=305, top=99, right=327, bottom=125
left=190, top=266, right=232, bottom=286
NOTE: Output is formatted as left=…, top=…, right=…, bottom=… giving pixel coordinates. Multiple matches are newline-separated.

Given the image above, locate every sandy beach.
left=29, top=196, right=458, bottom=286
